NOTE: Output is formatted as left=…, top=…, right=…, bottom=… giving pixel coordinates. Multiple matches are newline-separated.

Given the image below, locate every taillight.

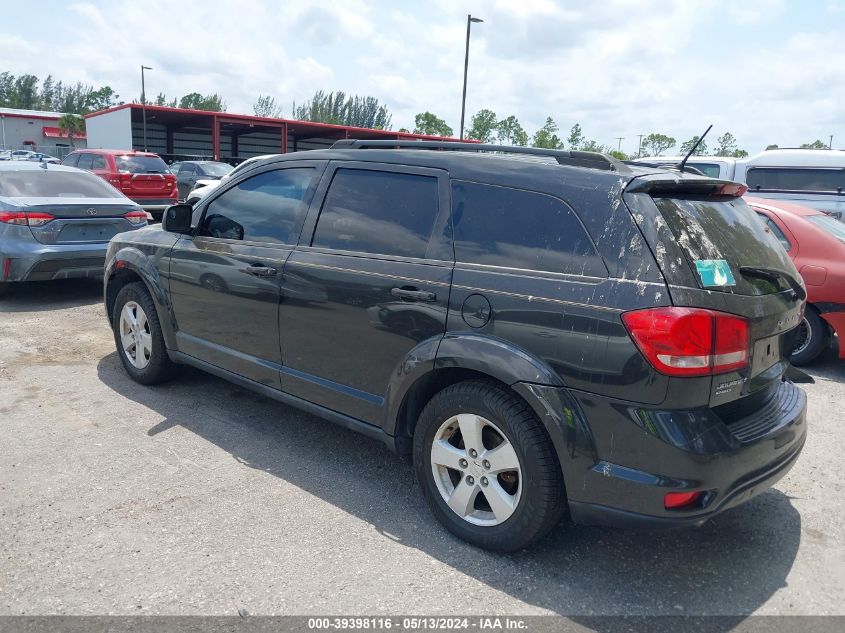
left=0, top=211, right=55, bottom=227
left=621, top=307, right=749, bottom=377
left=664, top=491, right=705, bottom=510
left=124, top=211, right=148, bottom=225
left=119, top=173, right=133, bottom=190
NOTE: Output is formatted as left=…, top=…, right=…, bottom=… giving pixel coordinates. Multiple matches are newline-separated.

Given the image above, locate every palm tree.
left=57, top=114, right=85, bottom=148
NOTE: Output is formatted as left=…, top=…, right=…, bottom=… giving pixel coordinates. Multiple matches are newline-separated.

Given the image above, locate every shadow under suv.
left=103, top=141, right=808, bottom=551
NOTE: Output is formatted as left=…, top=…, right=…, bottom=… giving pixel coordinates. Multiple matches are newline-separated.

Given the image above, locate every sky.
left=1, top=0, right=843, bottom=156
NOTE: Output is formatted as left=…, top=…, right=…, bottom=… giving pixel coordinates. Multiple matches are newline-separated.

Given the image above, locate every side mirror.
left=162, top=204, right=193, bottom=234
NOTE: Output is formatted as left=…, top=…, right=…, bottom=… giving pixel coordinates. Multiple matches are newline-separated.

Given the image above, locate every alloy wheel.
left=119, top=301, right=153, bottom=370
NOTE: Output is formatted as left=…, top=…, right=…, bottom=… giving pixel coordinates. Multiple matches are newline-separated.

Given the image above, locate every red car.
left=747, top=196, right=845, bottom=364
left=61, top=149, right=178, bottom=221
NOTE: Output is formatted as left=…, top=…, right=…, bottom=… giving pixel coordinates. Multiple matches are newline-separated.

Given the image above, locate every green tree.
left=765, top=144, right=778, bottom=151
left=253, top=95, right=283, bottom=118
left=567, top=123, right=584, bottom=149
left=466, top=109, right=498, bottom=143
left=496, top=115, right=528, bottom=146
left=732, top=149, right=749, bottom=158
left=413, top=111, right=453, bottom=137
left=295, top=90, right=392, bottom=129
left=57, top=113, right=85, bottom=147
left=581, top=139, right=609, bottom=153
left=532, top=117, right=564, bottom=149
left=178, top=92, right=227, bottom=112
left=85, top=86, right=119, bottom=113
left=154, top=93, right=177, bottom=107
left=640, top=133, right=676, bottom=157
left=714, top=132, right=737, bottom=157
left=608, top=149, right=629, bottom=160
left=800, top=140, right=828, bottom=149
left=680, top=135, right=708, bottom=156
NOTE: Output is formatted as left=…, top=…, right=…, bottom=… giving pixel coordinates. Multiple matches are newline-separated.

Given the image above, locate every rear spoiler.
left=626, top=174, right=748, bottom=197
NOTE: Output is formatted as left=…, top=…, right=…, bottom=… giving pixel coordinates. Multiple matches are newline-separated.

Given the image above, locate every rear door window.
left=653, top=196, right=795, bottom=295
left=62, top=153, right=80, bottom=168
left=451, top=181, right=606, bottom=277
left=91, top=155, right=107, bottom=170
left=747, top=167, right=845, bottom=193
left=312, top=168, right=440, bottom=259
left=77, top=154, right=94, bottom=170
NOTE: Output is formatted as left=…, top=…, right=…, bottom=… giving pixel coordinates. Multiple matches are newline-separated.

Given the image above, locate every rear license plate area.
left=58, top=223, right=120, bottom=242
left=751, top=334, right=780, bottom=377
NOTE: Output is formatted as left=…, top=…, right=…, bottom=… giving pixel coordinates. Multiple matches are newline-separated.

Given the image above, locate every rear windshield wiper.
left=739, top=266, right=806, bottom=301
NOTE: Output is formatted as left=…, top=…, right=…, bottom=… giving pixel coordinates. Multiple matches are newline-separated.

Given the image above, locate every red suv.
left=62, top=150, right=178, bottom=221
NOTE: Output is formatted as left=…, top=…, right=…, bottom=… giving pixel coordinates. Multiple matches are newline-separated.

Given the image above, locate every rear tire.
left=413, top=380, right=566, bottom=552
left=790, top=306, right=828, bottom=366
left=112, top=282, right=176, bottom=384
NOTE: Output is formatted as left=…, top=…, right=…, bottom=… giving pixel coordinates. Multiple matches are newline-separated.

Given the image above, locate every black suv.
left=104, top=141, right=807, bottom=551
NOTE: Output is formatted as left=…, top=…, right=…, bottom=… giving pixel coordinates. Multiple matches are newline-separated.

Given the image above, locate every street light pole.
left=616, top=137, right=624, bottom=152
left=141, top=65, right=152, bottom=151
left=459, top=14, right=483, bottom=140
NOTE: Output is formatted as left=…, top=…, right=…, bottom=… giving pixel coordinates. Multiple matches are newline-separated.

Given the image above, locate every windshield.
left=0, top=169, right=121, bottom=198
left=653, top=196, right=797, bottom=296
left=201, top=163, right=233, bottom=177
left=807, top=214, right=845, bottom=242
left=115, top=155, right=169, bottom=174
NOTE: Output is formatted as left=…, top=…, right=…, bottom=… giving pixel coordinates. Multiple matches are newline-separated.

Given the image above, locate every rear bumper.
left=1, top=242, right=107, bottom=282
left=130, top=198, right=177, bottom=213
left=529, top=380, right=807, bottom=529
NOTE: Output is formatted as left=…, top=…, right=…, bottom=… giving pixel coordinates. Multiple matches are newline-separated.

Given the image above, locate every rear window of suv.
left=653, top=196, right=796, bottom=295
left=746, top=167, right=845, bottom=193
left=115, top=155, right=169, bottom=174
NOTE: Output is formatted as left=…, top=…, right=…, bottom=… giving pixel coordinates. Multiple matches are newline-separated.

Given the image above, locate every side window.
left=747, top=167, right=845, bottom=193
left=757, top=213, right=792, bottom=251
left=180, top=164, right=196, bottom=176
left=62, top=153, right=80, bottom=167
left=77, top=154, right=94, bottom=170
left=91, top=155, right=107, bottom=170
left=451, top=181, right=607, bottom=277
left=312, top=168, right=440, bottom=259
left=199, top=168, right=315, bottom=244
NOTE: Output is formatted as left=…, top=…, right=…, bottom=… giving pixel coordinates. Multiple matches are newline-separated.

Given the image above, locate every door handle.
left=391, top=287, right=436, bottom=302
left=244, top=264, right=277, bottom=277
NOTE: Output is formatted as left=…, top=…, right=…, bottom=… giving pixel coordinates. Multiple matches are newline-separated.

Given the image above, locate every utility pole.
left=830, top=134, right=834, bottom=150
left=616, top=137, right=624, bottom=152
left=637, top=134, right=644, bottom=157
left=141, top=65, right=152, bottom=151
left=459, top=14, right=484, bottom=140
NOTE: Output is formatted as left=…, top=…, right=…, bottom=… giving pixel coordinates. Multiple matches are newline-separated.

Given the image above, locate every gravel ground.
left=0, top=279, right=843, bottom=617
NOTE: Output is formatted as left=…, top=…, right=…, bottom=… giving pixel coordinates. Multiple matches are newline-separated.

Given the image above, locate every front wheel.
left=413, top=381, right=566, bottom=552
left=112, top=282, right=176, bottom=384
left=790, top=306, right=829, bottom=366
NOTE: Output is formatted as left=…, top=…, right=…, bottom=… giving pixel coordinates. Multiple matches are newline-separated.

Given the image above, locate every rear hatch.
left=623, top=175, right=805, bottom=410
left=0, top=167, right=145, bottom=245
left=114, top=154, right=177, bottom=199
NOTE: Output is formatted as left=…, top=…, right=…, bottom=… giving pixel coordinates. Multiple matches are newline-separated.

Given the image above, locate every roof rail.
left=330, top=139, right=630, bottom=172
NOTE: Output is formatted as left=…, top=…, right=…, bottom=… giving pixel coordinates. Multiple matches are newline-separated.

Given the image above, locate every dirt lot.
left=1, top=278, right=843, bottom=617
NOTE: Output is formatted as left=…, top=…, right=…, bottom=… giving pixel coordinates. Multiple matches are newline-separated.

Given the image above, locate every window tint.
left=91, top=155, right=107, bottom=170
left=115, top=155, right=169, bottom=174
left=77, top=154, right=94, bottom=170
left=180, top=164, right=196, bottom=176
left=451, top=181, right=606, bottom=277
left=690, top=163, right=722, bottom=178
left=312, top=169, right=440, bottom=258
left=199, top=168, right=315, bottom=244
left=62, top=153, right=80, bottom=167
left=807, top=214, right=845, bottom=242
left=747, top=167, right=845, bottom=193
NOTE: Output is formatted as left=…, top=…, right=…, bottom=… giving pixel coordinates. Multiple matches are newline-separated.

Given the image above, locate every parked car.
left=0, top=150, right=12, bottom=161
left=10, top=150, right=35, bottom=161
left=24, top=152, right=61, bottom=164
left=632, top=149, right=845, bottom=219
left=0, top=162, right=146, bottom=296
left=747, top=196, right=845, bottom=365
left=172, top=160, right=233, bottom=200
left=185, top=155, right=277, bottom=205
left=168, top=161, right=183, bottom=175
left=62, top=149, right=178, bottom=221
left=104, top=141, right=807, bottom=551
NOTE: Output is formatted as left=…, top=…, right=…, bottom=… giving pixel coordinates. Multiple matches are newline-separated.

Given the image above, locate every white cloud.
left=0, top=0, right=842, bottom=152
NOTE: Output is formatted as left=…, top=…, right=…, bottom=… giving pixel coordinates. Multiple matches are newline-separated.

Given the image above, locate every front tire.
left=790, top=306, right=828, bottom=366
left=112, top=282, right=176, bottom=384
left=413, top=380, right=566, bottom=552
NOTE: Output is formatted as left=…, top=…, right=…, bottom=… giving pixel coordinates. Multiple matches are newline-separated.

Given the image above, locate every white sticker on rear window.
left=695, top=259, right=736, bottom=287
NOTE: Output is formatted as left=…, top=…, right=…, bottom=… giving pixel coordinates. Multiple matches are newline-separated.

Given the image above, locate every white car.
left=185, top=154, right=278, bottom=205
